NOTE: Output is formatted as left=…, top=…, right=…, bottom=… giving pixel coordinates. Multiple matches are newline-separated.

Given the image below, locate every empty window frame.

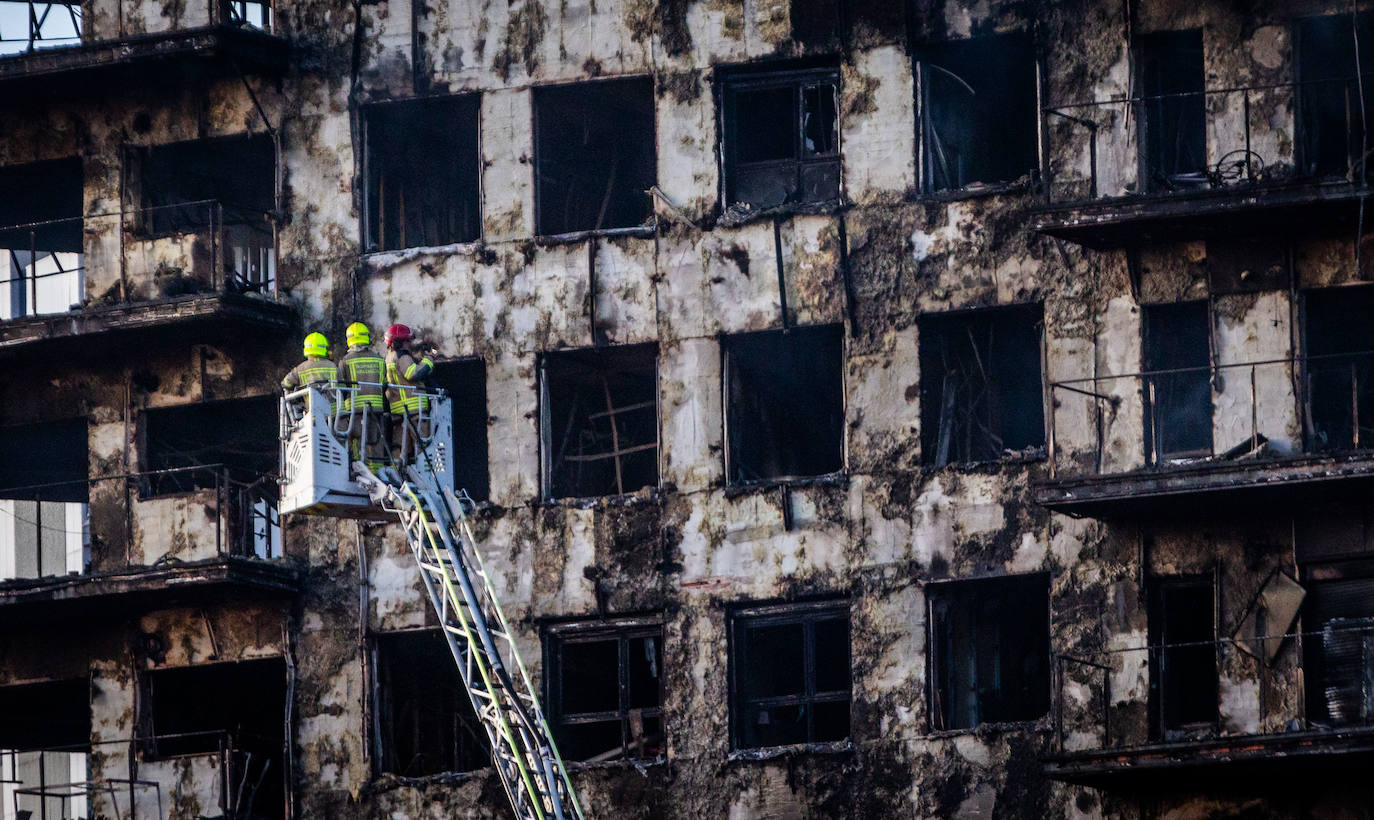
left=533, top=78, right=656, bottom=235
left=915, top=34, right=1038, bottom=193
left=539, top=344, right=658, bottom=500
left=917, top=304, right=1044, bottom=467
left=0, top=0, right=82, bottom=56
left=0, top=678, right=90, bottom=820
left=720, top=63, right=840, bottom=210
left=1296, top=12, right=1374, bottom=180
left=1304, top=285, right=1374, bottom=452
left=431, top=359, right=490, bottom=503
left=140, top=395, right=279, bottom=497
left=364, top=95, right=481, bottom=252
left=1148, top=575, right=1218, bottom=738
left=543, top=618, right=664, bottom=763
left=927, top=574, right=1050, bottom=731
left=0, top=419, right=89, bottom=581
left=135, top=134, right=276, bottom=288
left=730, top=600, right=849, bottom=750
left=373, top=629, right=488, bottom=777
left=723, top=324, right=844, bottom=484
left=0, top=158, right=84, bottom=320
left=1136, top=30, right=1206, bottom=192
left=1142, top=301, right=1213, bottom=462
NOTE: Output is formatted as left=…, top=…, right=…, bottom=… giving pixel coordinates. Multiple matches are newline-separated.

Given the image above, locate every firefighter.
left=339, top=322, right=389, bottom=468
left=281, top=332, right=337, bottom=391
left=384, top=323, right=436, bottom=465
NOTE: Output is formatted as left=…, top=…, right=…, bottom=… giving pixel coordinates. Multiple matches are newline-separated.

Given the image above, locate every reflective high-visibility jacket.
left=386, top=346, right=435, bottom=413
left=281, top=356, right=337, bottom=391
left=340, top=345, right=387, bottom=411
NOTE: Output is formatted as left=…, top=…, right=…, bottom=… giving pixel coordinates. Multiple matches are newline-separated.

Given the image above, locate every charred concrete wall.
left=3, top=0, right=1374, bottom=817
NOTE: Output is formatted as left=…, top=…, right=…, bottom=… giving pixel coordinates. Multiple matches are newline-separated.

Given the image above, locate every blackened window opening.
left=540, top=344, right=658, bottom=500
left=1137, top=30, right=1206, bottom=192
left=141, top=395, right=279, bottom=496
left=544, top=621, right=664, bottom=762
left=916, top=34, right=1038, bottom=193
left=918, top=305, right=1044, bottom=466
left=722, top=64, right=840, bottom=210
left=730, top=601, right=849, bottom=750
left=0, top=418, right=88, bottom=503
left=534, top=78, right=656, bottom=235
left=1297, top=542, right=1374, bottom=726
left=141, top=658, right=286, bottom=818
left=138, top=134, right=275, bottom=234
left=431, top=359, right=490, bottom=502
left=1142, top=301, right=1212, bottom=461
left=1148, top=577, right=1218, bottom=738
left=790, top=0, right=841, bottom=48
left=723, top=324, right=844, bottom=484
left=365, top=96, right=481, bottom=252
left=0, top=678, right=90, bottom=751
left=1304, top=285, right=1374, bottom=452
left=374, top=630, right=488, bottom=776
left=928, top=574, right=1049, bottom=730
left=1297, top=12, right=1374, bottom=181
left=0, top=158, right=84, bottom=320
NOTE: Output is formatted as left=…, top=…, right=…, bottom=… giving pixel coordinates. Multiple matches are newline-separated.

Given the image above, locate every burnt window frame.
left=721, top=323, right=847, bottom=486
left=370, top=628, right=490, bottom=778
left=0, top=677, right=92, bottom=752
left=1294, top=11, right=1374, bottom=181
left=926, top=573, right=1051, bottom=732
left=542, top=616, right=666, bottom=764
left=1301, top=284, right=1374, bottom=453
left=137, top=657, right=287, bottom=760
left=532, top=76, right=658, bottom=237
left=1141, top=300, right=1214, bottom=463
left=361, top=93, right=484, bottom=253
left=1147, top=572, right=1220, bottom=740
left=917, top=303, right=1047, bottom=467
left=129, top=133, right=277, bottom=238
left=718, top=61, right=843, bottom=212
left=728, top=598, right=851, bottom=752
left=913, top=32, right=1042, bottom=196
left=137, top=394, right=280, bottom=499
left=430, top=357, right=491, bottom=503
left=537, top=343, right=661, bottom=502
left=1134, top=29, right=1207, bottom=193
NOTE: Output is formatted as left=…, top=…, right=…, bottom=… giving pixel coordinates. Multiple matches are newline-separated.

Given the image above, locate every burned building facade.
left=3, top=0, right=1374, bottom=817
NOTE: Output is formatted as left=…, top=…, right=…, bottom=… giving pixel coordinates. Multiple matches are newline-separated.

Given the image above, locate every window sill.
left=923, top=447, right=1048, bottom=473
left=726, top=739, right=853, bottom=762
left=722, top=471, right=849, bottom=499
left=360, top=239, right=487, bottom=266
left=923, top=718, right=1052, bottom=741
left=539, top=485, right=663, bottom=510
left=363, top=768, right=490, bottom=795
left=534, top=223, right=657, bottom=246
left=715, top=197, right=847, bottom=229
left=909, top=178, right=1036, bottom=204
left=563, top=754, right=667, bottom=772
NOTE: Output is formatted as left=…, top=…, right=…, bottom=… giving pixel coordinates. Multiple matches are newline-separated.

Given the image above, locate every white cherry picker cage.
left=279, top=382, right=454, bottom=517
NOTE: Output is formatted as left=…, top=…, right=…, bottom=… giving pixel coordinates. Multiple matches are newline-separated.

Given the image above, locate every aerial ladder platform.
left=279, top=383, right=585, bottom=820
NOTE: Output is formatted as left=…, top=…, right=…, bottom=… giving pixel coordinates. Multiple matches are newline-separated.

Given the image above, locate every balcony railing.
left=1042, top=74, right=1374, bottom=206
left=1046, top=350, right=1374, bottom=482
left=0, top=0, right=81, bottom=57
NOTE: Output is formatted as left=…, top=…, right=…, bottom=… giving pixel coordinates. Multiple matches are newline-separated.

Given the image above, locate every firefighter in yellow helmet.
left=338, top=322, right=389, bottom=468
left=281, top=332, right=337, bottom=391
left=384, top=323, right=436, bottom=464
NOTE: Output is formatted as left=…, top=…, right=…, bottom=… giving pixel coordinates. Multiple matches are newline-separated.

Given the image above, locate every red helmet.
left=384, top=323, right=412, bottom=346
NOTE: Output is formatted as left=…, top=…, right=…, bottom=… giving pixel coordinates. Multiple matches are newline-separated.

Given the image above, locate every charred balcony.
left=0, top=0, right=285, bottom=98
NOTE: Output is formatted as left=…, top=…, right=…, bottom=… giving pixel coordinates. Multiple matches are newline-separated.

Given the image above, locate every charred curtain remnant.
left=729, top=600, right=849, bottom=750
left=1148, top=576, right=1219, bottom=739
left=720, top=62, right=840, bottom=210
left=430, top=359, right=490, bottom=502
left=373, top=629, right=488, bottom=777
left=1137, top=30, right=1206, bottom=192
left=0, top=418, right=88, bottom=580
left=1297, top=12, right=1374, bottom=180
left=0, top=157, right=84, bottom=319
left=135, top=134, right=276, bottom=288
left=1142, top=301, right=1212, bottom=462
left=364, top=95, right=482, bottom=252
left=915, top=34, right=1037, bottom=193
left=1297, top=507, right=1374, bottom=726
left=917, top=304, right=1044, bottom=467
left=0, top=678, right=90, bottom=820
left=543, top=618, right=664, bottom=762
left=723, top=324, right=844, bottom=484
left=140, top=659, right=286, bottom=818
left=140, top=395, right=278, bottom=497
left=539, top=344, right=657, bottom=500
left=1305, top=285, right=1374, bottom=452
left=927, top=574, right=1049, bottom=731
left=533, top=78, right=656, bottom=235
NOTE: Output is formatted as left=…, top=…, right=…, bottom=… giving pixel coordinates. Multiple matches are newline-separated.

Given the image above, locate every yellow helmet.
left=345, top=322, right=370, bottom=347
left=303, top=332, right=329, bottom=358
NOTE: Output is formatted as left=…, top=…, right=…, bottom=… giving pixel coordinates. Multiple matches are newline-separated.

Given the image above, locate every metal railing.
left=1053, top=621, right=1374, bottom=754
left=282, top=381, right=449, bottom=471
left=0, top=199, right=277, bottom=322
left=0, top=0, right=81, bottom=57
left=1042, top=74, right=1374, bottom=205
left=1047, top=350, right=1374, bottom=479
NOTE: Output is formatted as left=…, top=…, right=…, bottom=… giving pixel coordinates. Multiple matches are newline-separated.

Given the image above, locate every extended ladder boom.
left=356, top=464, right=584, bottom=820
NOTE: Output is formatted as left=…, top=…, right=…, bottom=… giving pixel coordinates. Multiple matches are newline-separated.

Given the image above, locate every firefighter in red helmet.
left=384, top=323, right=437, bottom=465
